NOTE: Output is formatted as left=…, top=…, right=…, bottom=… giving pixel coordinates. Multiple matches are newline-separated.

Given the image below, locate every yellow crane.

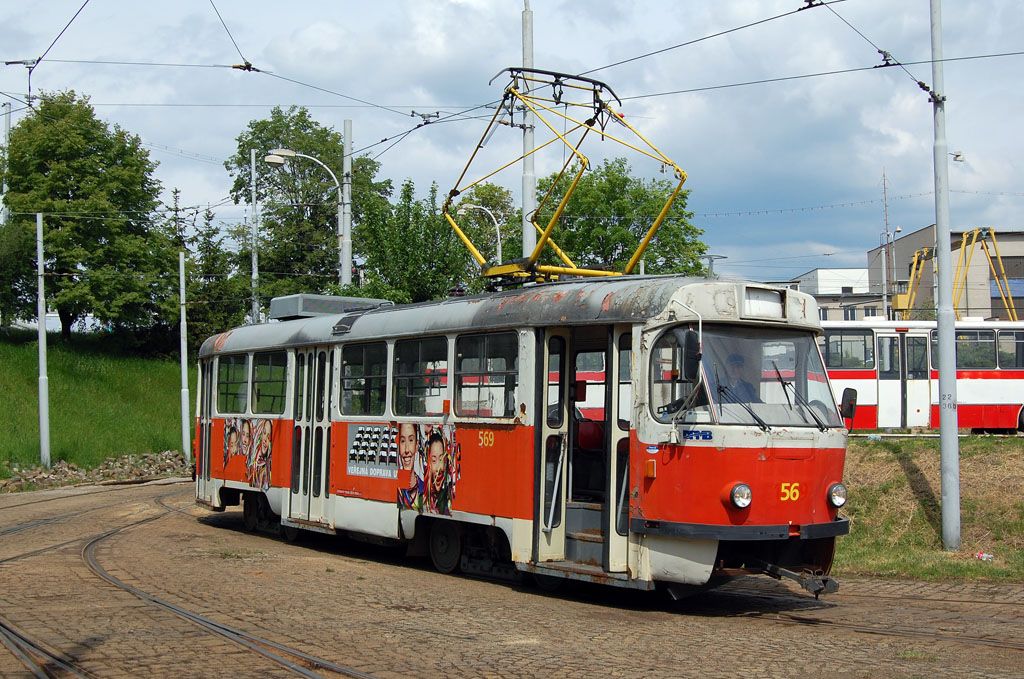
left=952, top=227, right=1018, bottom=321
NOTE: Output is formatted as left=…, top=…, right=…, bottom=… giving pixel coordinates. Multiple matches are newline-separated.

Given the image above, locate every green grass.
left=834, top=437, right=1024, bottom=580
left=0, top=330, right=194, bottom=475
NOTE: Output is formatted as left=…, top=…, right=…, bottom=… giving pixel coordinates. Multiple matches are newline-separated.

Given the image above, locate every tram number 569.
left=780, top=482, right=800, bottom=501
left=478, top=431, right=495, bottom=447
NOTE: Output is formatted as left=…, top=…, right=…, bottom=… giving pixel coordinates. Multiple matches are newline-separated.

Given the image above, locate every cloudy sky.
left=2, top=1, right=1021, bottom=280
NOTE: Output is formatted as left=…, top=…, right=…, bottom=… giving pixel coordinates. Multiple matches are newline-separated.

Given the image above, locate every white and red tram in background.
left=821, top=320, right=1024, bottom=432
left=194, top=276, right=854, bottom=596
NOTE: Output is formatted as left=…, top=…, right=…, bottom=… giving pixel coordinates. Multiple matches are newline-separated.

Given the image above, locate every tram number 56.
left=478, top=431, right=495, bottom=447
left=780, top=482, right=800, bottom=501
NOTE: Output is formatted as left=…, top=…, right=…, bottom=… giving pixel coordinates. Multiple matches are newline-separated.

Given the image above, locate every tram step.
left=566, top=502, right=604, bottom=533
left=566, top=534, right=603, bottom=565
left=567, top=529, right=605, bottom=543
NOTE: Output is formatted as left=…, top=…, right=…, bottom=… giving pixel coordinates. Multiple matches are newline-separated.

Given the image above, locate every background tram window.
left=997, top=331, right=1024, bottom=368
left=216, top=354, right=249, bottom=414
left=394, top=337, right=449, bottom=416
left=824, top=329, right=874, bottom=369
left=932, top=329, right=996, bottom=368
left=455, top=332, right=519, bottom=418
left=341, top=342, right=387, bottom=416
left=251, top=351, right=288, bottom=415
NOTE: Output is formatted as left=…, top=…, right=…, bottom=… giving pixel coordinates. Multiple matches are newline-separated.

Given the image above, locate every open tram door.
left=533, top=326, right=630, bottom=576
left=287, top=346, right=334, bottom=527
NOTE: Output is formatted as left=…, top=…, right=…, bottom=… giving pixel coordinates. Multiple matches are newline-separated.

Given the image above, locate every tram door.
left=289, top=346, right=334, bottom=525
left=196, top=360, right=214, bottom=502
left=536, top=329, right=569, bottom=562
left=877, top=333, right=930, bottom=428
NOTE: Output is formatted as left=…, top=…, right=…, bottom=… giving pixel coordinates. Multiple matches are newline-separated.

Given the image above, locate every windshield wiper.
left=771, top=361, right=828, bottom=432
left=716, top=376, right=771, bottom=432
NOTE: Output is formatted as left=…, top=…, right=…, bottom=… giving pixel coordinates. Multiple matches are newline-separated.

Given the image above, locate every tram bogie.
left=194, top=277, right=852, bottom=597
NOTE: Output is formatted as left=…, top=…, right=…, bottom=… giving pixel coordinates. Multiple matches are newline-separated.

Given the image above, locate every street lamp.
left=457, top=203, right=503, bottom=264
left=264, top=148, right=350, bottom=287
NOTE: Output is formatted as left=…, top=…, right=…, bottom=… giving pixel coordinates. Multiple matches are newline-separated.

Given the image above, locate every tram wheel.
left=281, top=524, right=300, bottom=543
left=429, top=521, right=462, bottom=574
left=242, top=494, right=259, bottom=532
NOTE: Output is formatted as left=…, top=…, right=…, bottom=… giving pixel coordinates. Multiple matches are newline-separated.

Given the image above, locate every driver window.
left=650, top=330, right=711, bottom=423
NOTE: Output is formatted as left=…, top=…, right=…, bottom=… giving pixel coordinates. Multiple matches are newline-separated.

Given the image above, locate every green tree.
left=0, top=91, right=172, bottom=339
left=225, top=106, right=392, bottom=302
left=536, top=157, right=705, bottom=274
left=360, top=180, right=469, bottom=303
left=186, top=208, right=248, bottom=350
left=452, top=182, right=521, bottom=292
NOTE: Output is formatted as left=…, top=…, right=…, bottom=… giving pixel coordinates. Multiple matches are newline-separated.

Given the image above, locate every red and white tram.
left=822, top=320, right=1024, bottom=431
left=194, top=276, right=853, bottom=596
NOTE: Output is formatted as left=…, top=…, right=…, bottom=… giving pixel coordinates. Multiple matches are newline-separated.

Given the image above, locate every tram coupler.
left=750, top=559, right=839, bottom=599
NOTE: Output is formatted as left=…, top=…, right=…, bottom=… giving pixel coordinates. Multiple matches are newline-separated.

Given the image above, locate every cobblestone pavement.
left=1, top=481, right=1022, bottom=678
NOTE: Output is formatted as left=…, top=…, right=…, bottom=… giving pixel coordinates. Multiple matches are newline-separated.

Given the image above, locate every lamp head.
left=264, top=154, right=287, bottom=167
left=269, top=148, right=297, bottom=157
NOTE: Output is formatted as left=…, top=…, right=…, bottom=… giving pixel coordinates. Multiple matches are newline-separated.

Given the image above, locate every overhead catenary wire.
left=208, top=0, right=250, bottom=67
left=578, top=0, right=846, bottom=77
left=821, top=1, right=925, bottom=90
left=621, top=51, right=1024, bottom=101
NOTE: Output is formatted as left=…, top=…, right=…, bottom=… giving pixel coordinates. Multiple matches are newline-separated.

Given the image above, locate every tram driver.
left=723, top=353, right=760, bottom=403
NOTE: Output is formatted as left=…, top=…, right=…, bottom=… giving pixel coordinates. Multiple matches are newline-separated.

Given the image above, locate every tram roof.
left=199, top=275, right=819, bottom=357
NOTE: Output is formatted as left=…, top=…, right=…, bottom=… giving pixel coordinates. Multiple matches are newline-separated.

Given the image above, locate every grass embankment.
left=0, top=330, right=191, bottom=475
left=835, top=436, right=1024, bottom=580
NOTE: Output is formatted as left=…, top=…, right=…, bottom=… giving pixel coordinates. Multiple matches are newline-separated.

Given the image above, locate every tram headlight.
left=730, top=483, right=753, bottom=509
left=828, top=482, right=848, bottom=508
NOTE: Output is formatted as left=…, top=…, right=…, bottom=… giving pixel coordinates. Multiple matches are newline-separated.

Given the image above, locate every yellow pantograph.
left=442, top=67, right=687, bottom=284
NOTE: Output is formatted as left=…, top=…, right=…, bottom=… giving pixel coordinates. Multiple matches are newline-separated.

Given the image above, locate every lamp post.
left=880, top=225, right=902, bottom=319
left=458, top=203, right=502, bottom=264
left=265, top=148, right=349, bottom=287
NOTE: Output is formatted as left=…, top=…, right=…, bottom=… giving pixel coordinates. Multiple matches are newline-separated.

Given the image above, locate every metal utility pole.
left=880, top=234, right=889, bottom=319
left=178, top=251, right=192, bottom=465
left=521, top=1, right=537, bottom=258
left=701, top=254, right=727, bottom=278
left=1, top=102, right=10, bottom=226
left=36, top=213, right=50, bottom=469
left=341, top=119, right=353, bottom=287
left=250, top=148, right=260, bottom=323
left=930, top=0, right=961, bottom=551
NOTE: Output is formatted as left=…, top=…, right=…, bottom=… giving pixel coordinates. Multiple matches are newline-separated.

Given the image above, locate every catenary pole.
left=930, top=0, right=961, bottom=550
left=521, top=1, right=536, bottom=258
left=179, top=251, right=192, bottom=465
left=341, top=119, right=353, bottom=286
left=1, top=102, right=10, bottom=226
left=36, top=213, right=50, bottom=468
left=250, top=148, right=260, bottom=322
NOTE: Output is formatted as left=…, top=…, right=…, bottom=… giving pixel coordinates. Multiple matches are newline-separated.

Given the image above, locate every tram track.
left=0, top=616, right=93, bottom=679
left=765, top=611, right=1024, bottom=652
left=0, top=478, right=182, bottom=511
left=78, top=491, right=374, bottom=678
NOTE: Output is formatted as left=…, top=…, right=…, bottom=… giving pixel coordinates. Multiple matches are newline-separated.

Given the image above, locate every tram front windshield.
left=652, top=325, right=842, bottom=429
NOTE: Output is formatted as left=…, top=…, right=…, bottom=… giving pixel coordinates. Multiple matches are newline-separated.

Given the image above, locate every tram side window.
left=931, top=329, right=996, bottom=368
left=341, top=342, right=387, bottom=416
left=998, top=331, right=1024, bottom=368
left=217, top=354, right=249, bottom=414
left=394, top=337, right=449, bottom=416
left=824, top=329, right=874, bottom=369
left=455, top=332, right=519, bottom=418
left=618, top=333, right=632, bottom=431
left=251, top=351, right=288, bottom=414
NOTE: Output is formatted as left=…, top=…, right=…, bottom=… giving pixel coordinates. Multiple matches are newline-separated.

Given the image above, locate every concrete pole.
left=178, top=251, right=192, bottom=465
left=341, top=119, right=353, bottom=287
left=36, top=213, right=50, bottom=469
left=1, top=102, right=10, bottom=226
left=250, top=148, right=260, bottom=323
left=930, top=0, right=961, bottom=551
left=521, top=1, right=537, bottom=258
